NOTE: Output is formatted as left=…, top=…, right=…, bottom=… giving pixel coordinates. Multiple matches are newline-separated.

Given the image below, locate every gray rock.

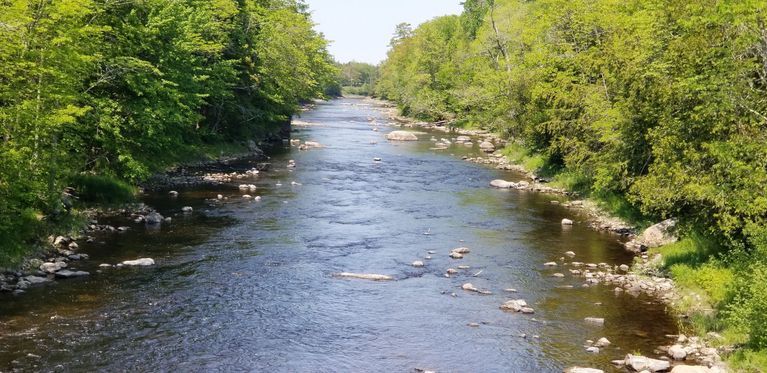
left=411, top=261, right=425, bottom=268
left=145, top=212, right=164, bottom=225
left=24, top=275, right=51, bottom=284
left=669, top=344, right=687, bottom=360
left=385, top=131, right=418, bottom=141
left=181, top=206, right=193, bottom=213
left=595, top=337, right=611, bottom=347
left=624, top=354, right=671, bottom=372
left=121, top=258, right=155, bottom=266
left=334, top=272, right=393, bottom=281
left=54, top=270, right=90, bottom=279
left=490, top=179, right=516, bottom=188
left=584, top=317, right=605, bottom=326
left=479, top=141, right=496, bottom=152
left=40, top=262, right=64, bottom=274
left=586, top=346, right=600, bottom=354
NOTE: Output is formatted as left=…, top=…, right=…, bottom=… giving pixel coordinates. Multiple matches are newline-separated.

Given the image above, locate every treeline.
left=377, top=0, right=767, bottom=362
left=336, top=61, right=378, bottom=96
left=0, top=0, right=337, bottom=263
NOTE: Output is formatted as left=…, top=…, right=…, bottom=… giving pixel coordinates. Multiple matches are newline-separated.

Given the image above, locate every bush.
left=70, top=174, right=136, bottom=204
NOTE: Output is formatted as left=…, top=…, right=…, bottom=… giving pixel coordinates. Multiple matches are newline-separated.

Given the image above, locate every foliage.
left=378, top=0, right=767, bottom=353
left=0, top=0, right=337, bottom=265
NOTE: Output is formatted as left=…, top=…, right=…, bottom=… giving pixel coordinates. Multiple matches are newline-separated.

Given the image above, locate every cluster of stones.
left=291, top=139, right=323, bottom=150
left=201, top=168, right=261, bottom=184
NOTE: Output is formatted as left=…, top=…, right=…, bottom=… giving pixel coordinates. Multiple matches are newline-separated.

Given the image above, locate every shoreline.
left=369, top=97, right=729, bottom=372
left=0, top=141, right=273, bottom=296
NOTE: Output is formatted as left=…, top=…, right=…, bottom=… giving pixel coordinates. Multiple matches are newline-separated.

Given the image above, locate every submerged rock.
left=145, top=212, right=164, bottom=225
left=386, top=130, right=418, bottom=141
left=121, top=258, right=155, bottom=266
left=335, top=272, right=393, bottom=281
left=584, top=317, right=605, bottom=326
left=54, top=270, right=90, bottom=279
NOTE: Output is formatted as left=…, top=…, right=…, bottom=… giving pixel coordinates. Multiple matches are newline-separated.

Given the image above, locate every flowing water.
left=0, top=97, right=677, bottom=372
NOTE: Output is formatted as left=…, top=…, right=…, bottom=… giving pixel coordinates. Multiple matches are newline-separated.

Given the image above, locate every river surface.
left=0, top=97, right=677, bottom=372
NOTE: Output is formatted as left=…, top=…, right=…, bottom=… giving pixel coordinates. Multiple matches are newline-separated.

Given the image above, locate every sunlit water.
left=0, top=97, right=676, bottom=372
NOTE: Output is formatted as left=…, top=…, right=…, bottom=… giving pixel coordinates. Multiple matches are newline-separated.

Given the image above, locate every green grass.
left=70, top=174, right=136, bottom=204
left=728, top=349, right=767, bottom=372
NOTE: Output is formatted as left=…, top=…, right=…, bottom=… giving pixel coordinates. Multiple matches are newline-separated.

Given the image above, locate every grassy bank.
left=0, top=139, right=253, bottom=269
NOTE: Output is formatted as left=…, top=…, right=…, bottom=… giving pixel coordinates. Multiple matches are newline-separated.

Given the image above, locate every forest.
left=0, top=0, right=337, bottom=264
left=376, top=0, right=767, bottom=368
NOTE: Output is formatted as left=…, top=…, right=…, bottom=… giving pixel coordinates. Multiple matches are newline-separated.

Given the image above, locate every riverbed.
left=0, top=97, right=677, bottom=372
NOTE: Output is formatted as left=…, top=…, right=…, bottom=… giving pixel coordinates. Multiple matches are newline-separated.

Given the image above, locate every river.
left=0, top=97, right=677, bottom=372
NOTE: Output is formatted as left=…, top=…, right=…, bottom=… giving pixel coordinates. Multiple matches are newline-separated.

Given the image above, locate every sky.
left=305, top=0, right=464, bottom=65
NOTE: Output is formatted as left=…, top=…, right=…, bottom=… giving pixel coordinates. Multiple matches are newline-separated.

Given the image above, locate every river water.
left=0, top=97, right=676, bottom=372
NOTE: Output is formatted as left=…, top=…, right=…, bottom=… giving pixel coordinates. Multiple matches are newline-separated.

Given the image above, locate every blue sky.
left=305, top=0, right=464, bottom=64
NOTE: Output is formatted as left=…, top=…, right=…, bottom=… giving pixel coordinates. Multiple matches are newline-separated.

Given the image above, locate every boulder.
left=624, top=354, right=671, bottom=372
left=595, top=337, right=611, bottom=347
left=24, top=275, right=51, bottom=284
left=386, top=131, right=418, bottom=141
left=145, top=212, right=164, bottom=225
left=490, top=179, right=516, bottom=188
left=121, top=258, right=155, bottom=266
left=668, top=344, right=687, bottom=360
left=500, top=299, right=527, bottom=312
left=335, top=272, right=393, bottom=281
left=586, top=347, right=600, bottom=354
left=626, top=219, right=678, bottom=252
left=54, top=270, right=90, bottom=279
left=411, top=261, right=425, bottom=268
left=40, top=262, right=64, bottom=274
left=562, top=218, right=574, bottom=225
left=479, top=141, right=496, bottom=152
left=181, top=206, right=193, bottom=213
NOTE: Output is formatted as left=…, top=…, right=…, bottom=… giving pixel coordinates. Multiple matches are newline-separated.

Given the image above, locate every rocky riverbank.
left=0, top=140, right=280, bottom=297
left=372, top=98, right=730, bottom=372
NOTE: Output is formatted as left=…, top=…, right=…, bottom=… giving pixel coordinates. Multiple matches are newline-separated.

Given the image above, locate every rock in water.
left=584, top=317, right=605, bottom=326
left=40, top=262, right=64, bottom=273
left=54, top=270, right=90, bottom=279
left=668, top=344, right=687, bottom=360
left=624, top=354, right=671, bottom=372
left=334, top=273, right=393, bottom=281
left=145, top=212, right=164, bottom=225
left=121, top=258, right=155, bottom=266
left=490, top=179, right=516, bottom=188
left=595, top=337, right=611, bottom=347
left=562, top=218, right=574, bottom=225
left=565, top=368, right=604, bottom=373
left=181, top=206, right=193, bottom=213
left=500, top=299, right=528, bottom=312
left=386, top=131, right=418, bottom=141
left=479, top=141, right=495, bottom=152
left=411, top=261, right=425, bottom=268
